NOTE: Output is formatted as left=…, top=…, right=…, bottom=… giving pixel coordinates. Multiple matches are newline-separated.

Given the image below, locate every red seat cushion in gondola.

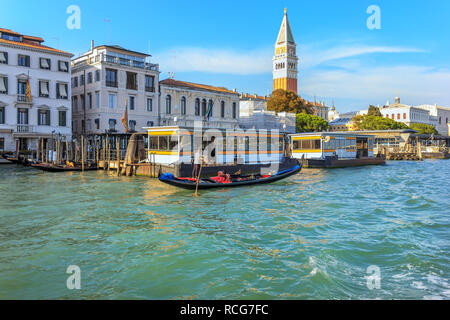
left=176, top=177, right=198, bottom=182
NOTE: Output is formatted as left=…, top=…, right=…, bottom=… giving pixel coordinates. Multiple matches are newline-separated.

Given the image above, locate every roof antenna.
left=168, top=50, right=177, bottom=79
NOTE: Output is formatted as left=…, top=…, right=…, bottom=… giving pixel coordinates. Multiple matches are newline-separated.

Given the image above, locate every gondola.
left=158, top=164, right=302, bottom=190
left=31, top=163, right=99, bottom=172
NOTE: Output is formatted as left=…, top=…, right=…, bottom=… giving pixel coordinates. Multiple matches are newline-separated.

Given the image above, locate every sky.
left=1, top=0, right=449, bottom=112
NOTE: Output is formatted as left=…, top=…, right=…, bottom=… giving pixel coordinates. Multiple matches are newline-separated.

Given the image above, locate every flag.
left=206, top=102, right=213, bottom=120
left=122, top=97, right=129, bottom=133
left=26, top=77, right=32, bottom=103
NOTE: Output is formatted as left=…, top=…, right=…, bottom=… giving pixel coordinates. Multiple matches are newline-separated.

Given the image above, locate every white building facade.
left=239, top=94, right=296, bottom=133
left=71, top=43, right=160, bottom=134
left=414, top=104, right=450, bottom=136
left=0, top=28, right=72, bottom=152
left=159, top=79, right=240, bottom=129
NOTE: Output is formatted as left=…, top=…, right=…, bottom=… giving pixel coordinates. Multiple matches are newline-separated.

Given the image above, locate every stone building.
left=0, top=28, right=73, bottom=153
left=71, top=42, right=160, bottom=134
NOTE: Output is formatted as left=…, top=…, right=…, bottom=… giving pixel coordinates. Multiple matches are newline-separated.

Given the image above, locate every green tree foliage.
left=409, top=123, right=438, bottom=135
left=367, top=105, right=382, bottom=117
left=296, top=113, right=329, bottom=132
left=353, top=115, right=409, bottom=130
left=267, top=89, right=312, bottom=114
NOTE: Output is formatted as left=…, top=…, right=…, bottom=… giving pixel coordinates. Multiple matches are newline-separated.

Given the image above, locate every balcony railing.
left=106, top=81, right=118, bottom=88
left=16, top=125, right=34, bottom=133
left=17, top=94, right=29, bottom=103
left=145, top=86, right=155, bottom=92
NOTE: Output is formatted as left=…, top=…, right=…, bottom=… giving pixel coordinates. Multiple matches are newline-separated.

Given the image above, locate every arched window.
left=207, top=99, right=213, bottom=118
left=201, top=99, right=207, bottom=116
left=221, top=101, right=225, bottom=118
left=232, top=102, right=237, bottom=119
left=195, top=98, right=200, bottom=116
left=165, top=95, right=171, bottom=114
left=403, top=113, right=406, bottom=119
left=180, top=97, right=186, bottom=115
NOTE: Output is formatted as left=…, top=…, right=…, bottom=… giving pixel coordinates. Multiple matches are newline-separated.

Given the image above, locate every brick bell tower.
left=273, top=8, right=298, bottom=94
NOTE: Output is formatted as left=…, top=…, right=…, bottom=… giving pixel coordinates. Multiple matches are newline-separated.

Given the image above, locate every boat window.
left=159, top=136, right=169, bottom=150
left=279, top=137, right=284, bottom=151
left=149, top=136, right=159, bottom=150
left=293, top=140, right=299, bottom=150
left=169, top=136, right=178, bottom=151
left=314, top=140, right=320, bottom=150
left=267, top=136, right=272, bottom=151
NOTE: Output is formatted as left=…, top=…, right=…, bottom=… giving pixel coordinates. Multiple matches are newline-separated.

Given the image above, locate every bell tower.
left=273, top=8, right=298, bottom=94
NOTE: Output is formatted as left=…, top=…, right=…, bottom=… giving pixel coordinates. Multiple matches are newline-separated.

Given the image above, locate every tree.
left=353, top=115, right=409, bottom=130
left=296, top=113, right=329, bottom=132
left=409, top=123, right=438, bottom=135
left=267, top=89, right=312, bottom=114
left=367, top=105, right=382, bottom=117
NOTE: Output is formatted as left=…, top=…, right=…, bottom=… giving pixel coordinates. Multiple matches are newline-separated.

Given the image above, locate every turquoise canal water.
left=0, top=160, right=449, bottom=300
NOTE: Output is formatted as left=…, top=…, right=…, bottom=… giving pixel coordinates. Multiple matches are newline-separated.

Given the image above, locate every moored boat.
left=158, top=164, right=301, bottom=190
left=31, top=163, right=99, bottom=172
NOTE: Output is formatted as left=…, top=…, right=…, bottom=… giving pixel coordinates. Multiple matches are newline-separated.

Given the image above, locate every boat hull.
left=31, top=164, right=99, bottom=172
left=159, top=164, right=302, bottom=190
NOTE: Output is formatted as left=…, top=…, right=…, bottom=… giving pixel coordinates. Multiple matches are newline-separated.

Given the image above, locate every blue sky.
left=1, top=0, right=449, bottom=112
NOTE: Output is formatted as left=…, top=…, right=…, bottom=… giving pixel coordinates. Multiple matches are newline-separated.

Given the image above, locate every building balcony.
left=145, top=86, right=155, bottom=93
left=106, top=81, right=118, bottom=88
left=17, top=94, right=30, bottom=103
left=16, top=124, right=35, bottom=133
left=73, top=54, right=160, bottom=72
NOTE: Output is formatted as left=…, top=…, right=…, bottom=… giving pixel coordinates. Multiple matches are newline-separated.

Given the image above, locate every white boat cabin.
left=289, top=132, right=375, bottom=160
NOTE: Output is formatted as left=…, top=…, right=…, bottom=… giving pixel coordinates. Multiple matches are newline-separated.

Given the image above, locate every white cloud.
left=153, top=47, right=272, bottom=75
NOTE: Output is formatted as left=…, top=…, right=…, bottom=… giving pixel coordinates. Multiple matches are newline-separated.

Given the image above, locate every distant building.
left=309, top=100, right=328, bottom=120
left=239, top=93, right=296, bottom=133
left=273, top=9, right=298, bottom=94
left=159, top=79, right=240, bottom=129
left=378, top=97, right=434, bottom=128
left=414, top=104, right=450, bottom=136
left=0, top=28, right=73, bottom=153
left=328, top=105, right=340, bottom=122
left=71, top=42, right=160, bottom=134
left=328, top=112, right=358, bottom=132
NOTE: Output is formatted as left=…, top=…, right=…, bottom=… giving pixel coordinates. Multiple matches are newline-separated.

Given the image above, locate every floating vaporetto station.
left=289, top=132, right=385, bottom=168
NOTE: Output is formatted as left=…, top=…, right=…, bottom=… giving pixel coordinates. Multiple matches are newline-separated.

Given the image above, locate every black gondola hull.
left=159, top=165, right=302, bottom=190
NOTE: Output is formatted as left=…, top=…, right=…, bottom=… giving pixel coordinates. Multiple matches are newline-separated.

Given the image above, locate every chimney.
left=91, top=40, right=94, bottom=51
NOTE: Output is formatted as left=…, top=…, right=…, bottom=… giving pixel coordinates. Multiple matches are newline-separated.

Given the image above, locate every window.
left=18, top=55, right=30, bottom=67
left=106, top=69, right=117, bottom=87
left=87, top=93, right=92, bottom=109
left=146, top=121, right=154, bottom=127
left=87, top=119, right=92, bottom=131
left=17, top=80, right=27, bottom=95
left=397, top=113, right=400, bottom=120
left=232, top=102, right=237, bottom=119
left=129, top=96, right=135, bottom=110
left=87, top=72, right=92, bottom=84
left=0, top=51, right=8, bottom=64
left=58, top=60, right=69, bottom=72
left=195, top=98, right=200, bottom=116
left=0, top=76, right=7, bottom=94
left=221, top=101, right=225, bottom=118
left=59, top=110, right=67, bottom=127
left=95, top=70, right=100, bottom=82
left=0, top=138, right=4, bottom=150
left=166, top=95, right=171, bottom=114
left=95, top=118, right=100, bottom=130
left=129, top=120, right=136, bottom=132
left=108, top=119, right=116, bottom=131
left=145, top=75, right=154, bottom=92
left=17, top=108, right=28, bottom=124
left=38, top=109, right=50, bottom=126
left=80, top=74, right=85, bottom=86
left=40, top=58, right=51, bottom=70
left=147, top=98, right=153, bottom=112
left=0, top=107, right=4, bottom=124
left=56, top=83, right=68, bottom=99
left=126, top=72, right=137, bottom=90
left=39, top=81, right=49, bottom=97
left=207, top=100, right=213, bottom=118
left=73, top=96, right=78, bottom=112
left=201, top=99, right=207, bottom=116
left=95, top=92, right=100, bottom=108
left=403, top=113, right=406, bottom=119
left=80, top=94, right=85, bottom=109
left=439, top=117, right=442, bottom=124
left=181, top=97, right=186, bottom=115
left=73, top=77, right=78, bottom=88
left=108, top=94, right=116, bottom=109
